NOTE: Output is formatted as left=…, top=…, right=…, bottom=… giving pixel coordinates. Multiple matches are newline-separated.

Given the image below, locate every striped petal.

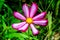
left=13, top=11, right=26, bottom=20
left=30, top=2, right=38, bottom=18
left=12, top=22, right=26, bottom=30
left=22, top=3, right=29, bottom=17
left=33, top=20, right=48, bottom=26
left=18, top=23, right=29, bottom=32
left=33, top=12, right=46, bottom=20
left=30, top=24, right=39, bottom=36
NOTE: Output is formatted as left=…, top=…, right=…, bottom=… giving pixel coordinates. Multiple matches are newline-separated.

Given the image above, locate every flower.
left=12, top=2, right=48, bottom=35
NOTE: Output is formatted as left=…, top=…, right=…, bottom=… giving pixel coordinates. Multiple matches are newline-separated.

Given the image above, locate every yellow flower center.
left=26, top=18, right=33, bottom=24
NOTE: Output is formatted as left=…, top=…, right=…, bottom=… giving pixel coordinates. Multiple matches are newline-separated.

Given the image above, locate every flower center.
left=26, top=18, right=33, bottom=24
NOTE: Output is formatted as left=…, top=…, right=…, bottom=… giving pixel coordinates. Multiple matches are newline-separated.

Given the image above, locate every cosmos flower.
left=12, top=2, right=48, bottom=35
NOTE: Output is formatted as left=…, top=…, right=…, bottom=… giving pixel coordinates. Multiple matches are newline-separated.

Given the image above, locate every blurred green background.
left=0, top=0, right=60, bottom=40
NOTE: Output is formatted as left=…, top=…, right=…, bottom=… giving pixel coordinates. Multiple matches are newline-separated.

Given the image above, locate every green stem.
left=46, top=0, right=53, bottom=11
left=39, top=0, right=44, bottom=10
left=38, top=7, right=42, bottom=12
left=28, top=27, right=30, bottom=40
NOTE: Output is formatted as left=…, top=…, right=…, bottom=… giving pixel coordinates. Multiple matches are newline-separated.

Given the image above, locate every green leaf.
left=55, top=0, right=60, bottom=16
left=8, top=26, right=17, bottom=33
left=47, top=11, right=52, bottom=31
left=2, top=16, right=6, bottom=29
left=0, top=0, right=5, bottom=11
left=5, top=33, right=28, bottom=39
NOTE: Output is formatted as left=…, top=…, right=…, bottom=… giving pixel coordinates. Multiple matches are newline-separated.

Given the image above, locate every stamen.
left=26, top=18, right=33, bottom=24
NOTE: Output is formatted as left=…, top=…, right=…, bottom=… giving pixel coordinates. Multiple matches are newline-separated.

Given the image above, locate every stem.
left=46, top=0, right=53, bottom=11
left=39, top=0, right=44, bottom=10
left=38, top=7, right=42, bottom=12
left=28, top=27, right=30, bottom=40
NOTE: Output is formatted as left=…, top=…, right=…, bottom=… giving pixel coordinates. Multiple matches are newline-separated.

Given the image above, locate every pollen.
left=26, top=18, right=33, bottom=24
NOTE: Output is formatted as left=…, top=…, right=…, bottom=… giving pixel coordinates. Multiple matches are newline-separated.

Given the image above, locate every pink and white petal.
left=12, top=22, right=26, bottom=30
left=30, top=24, right=39, bottom=36
left=13, top=11, right=26, bottom=20
left=18, top=23, right=29, bottom=32
left=33, top=20, right=48, bottom=26
left=33, top=12, right=46, bottom=20
left=30, top=2, right=38, bottom=18
left=22, top=4, right=29, bottom=17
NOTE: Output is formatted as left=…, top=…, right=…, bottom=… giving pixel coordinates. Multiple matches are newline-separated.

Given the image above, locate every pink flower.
left=12, top=2, right=48, bottom=35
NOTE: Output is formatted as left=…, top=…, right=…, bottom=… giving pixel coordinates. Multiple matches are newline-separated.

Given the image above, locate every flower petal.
left=22, top=3, right=29, bottom=17
left=30, top=24, right=39, bottom=36
left=30, top=2, right=38, bottom=18
left=13, top=11, right=26, bottom=20
left=33, top=20, right=48, bottom=26
left=33, top=12, right=46, bottom=20
left=12, top=22, right=26, bottom=30
left=18, top=23, right=29, bottom=32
